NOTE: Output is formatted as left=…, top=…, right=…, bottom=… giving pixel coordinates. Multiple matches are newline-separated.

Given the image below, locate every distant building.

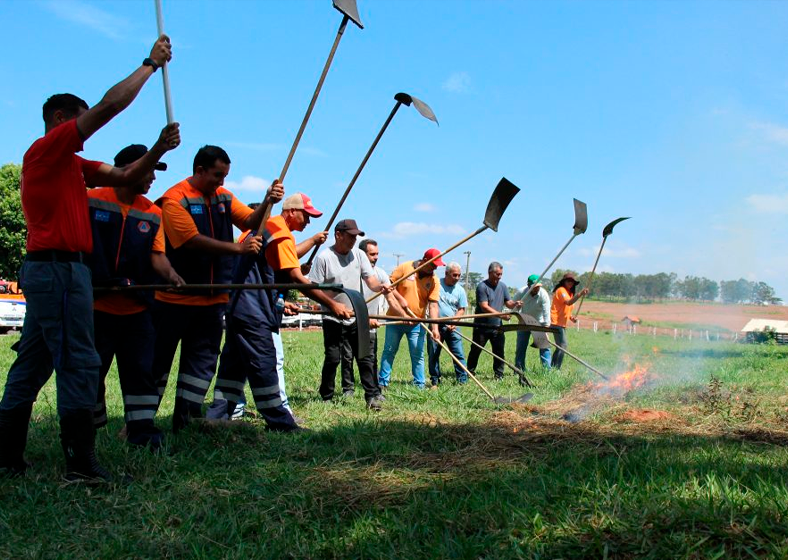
left=740, top=319, right=788, bottom=344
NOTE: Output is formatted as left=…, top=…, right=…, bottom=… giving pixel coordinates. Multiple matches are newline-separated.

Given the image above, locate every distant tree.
left=699, top=278, right=719, bottom=301
left=0, top=163, right=25, bottom=280
left=751, top=282, right=782, bottom=306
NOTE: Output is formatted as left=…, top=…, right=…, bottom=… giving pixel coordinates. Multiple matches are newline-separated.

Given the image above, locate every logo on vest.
left=138, top=221, right=151, bottom=234
left=94, top=210, right=111, bottom=222
left=217, top=203, right=226, bottom=214
left=190, top=205, right=204, bottom=215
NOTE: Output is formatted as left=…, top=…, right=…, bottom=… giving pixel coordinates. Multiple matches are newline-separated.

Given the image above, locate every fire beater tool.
left=305, top=92, right=438, bottom=267
left=256, top=0, right=364, bottom=231
left=366, top=177, right=520, bottom=304
left=572, top=217, right=630, bottom=318
left=534, top=198, right=588, bottom=284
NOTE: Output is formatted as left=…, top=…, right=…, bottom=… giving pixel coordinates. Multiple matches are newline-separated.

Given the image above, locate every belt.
left=26, top=250, right=90, bottom=264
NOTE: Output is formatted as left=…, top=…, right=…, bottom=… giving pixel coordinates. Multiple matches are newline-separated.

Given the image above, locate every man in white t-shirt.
left=309, top=220, right=403, bottom=410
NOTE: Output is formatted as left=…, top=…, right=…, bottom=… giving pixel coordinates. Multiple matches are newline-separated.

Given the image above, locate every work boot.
left=172, top=397, right=202, bottom=433
left=126, top=420, right=164, bottom=451
left=0, top=403, right=33, bottom=477
left=366, top=396, right=384, bottom=411
left=60, top=409, right=113, bottom=483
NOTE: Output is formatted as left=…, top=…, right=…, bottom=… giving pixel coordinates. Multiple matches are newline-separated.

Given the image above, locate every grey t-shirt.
left=309, top=246, right=373, bottom=325
left=474, top=279, right=510, bottom=329
left=363, top=265, right=390, bottom=332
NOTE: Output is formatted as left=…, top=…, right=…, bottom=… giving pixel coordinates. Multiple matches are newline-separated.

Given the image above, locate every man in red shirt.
left=0, top=35, right=180, bottom=482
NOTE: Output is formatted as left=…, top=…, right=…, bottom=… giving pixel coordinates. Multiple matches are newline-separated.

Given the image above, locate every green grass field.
left=1, top=327, right=788, bottom=559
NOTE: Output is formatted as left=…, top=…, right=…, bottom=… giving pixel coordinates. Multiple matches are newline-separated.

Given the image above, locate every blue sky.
left=2, top=0, right=788, bottom=298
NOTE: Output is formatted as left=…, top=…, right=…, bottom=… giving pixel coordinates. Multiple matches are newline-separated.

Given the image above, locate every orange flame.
left=595, top=363, right=654, bottom=395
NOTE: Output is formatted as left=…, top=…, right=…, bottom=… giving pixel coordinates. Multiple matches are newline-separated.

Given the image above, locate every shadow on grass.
left=3, top=410, right=788, bottom=559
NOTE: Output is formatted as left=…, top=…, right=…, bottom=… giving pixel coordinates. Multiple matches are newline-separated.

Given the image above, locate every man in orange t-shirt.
left=88, top=144, right=183, bottom=450
left=152, top=145, right=281, bottom=432
left=212, top=193, right=350, bottom=431
left=378, top=249, right=443, bottom=389
left=549, top=272, right=588, bottom=369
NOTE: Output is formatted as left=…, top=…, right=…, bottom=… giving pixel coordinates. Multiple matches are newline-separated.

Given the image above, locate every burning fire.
left=595, top=363, right=655, bottom=396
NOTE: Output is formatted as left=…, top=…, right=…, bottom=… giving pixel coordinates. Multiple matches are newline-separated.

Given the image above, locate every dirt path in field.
left=578, top=301, right=788, bottom=332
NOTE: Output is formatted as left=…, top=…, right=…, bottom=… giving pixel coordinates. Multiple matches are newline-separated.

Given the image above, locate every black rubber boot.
left=60, top=409, right=113, bottom=483
left=126, top=420, right=164, bottom=451
left=0, top=403, right=33, bottom=477
left=172, top=397, right=202, bottom=433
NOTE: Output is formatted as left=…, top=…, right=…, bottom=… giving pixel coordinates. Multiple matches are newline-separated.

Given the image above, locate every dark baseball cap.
left=114, top=144, right=167, bottom=170
left=335, top=219, right=364, bottom=236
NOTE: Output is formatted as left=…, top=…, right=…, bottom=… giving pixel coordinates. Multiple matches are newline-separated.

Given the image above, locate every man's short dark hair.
left=193, top=145, right=231, bottom=172
left=42, top=94, right=88, bottom=124
left=359, top=239, right=378, bottom=252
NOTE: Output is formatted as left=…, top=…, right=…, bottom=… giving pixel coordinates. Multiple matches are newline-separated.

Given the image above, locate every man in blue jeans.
left=378, top=249, right=443, bottom=389
left=427, top=262, right=469, bottom=385
left=514, top=274, right=552, bottom=373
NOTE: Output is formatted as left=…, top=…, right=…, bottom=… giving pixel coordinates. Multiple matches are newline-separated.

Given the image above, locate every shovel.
left=572, top=217, right=630, bottom=318
left=366, top=177, right=520, bottom=304
left=534, top=198, right=588, bottom=284
left=255, top=0, right=364, bottom=231
left=305, top=92, right=438, bottom=267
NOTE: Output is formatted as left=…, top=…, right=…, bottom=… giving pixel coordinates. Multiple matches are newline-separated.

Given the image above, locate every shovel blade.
left=572, top=198, right=588, bottom=235
left=602, top=216, right=630, bottom=238
left=493, top=393, right=534, bottom=405
left=483, top=177, right=520, bottom=231
left=333, top=0, right=364, bottom=28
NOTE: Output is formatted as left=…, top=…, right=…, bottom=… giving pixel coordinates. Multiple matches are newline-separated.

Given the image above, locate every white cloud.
left=299, top=147, right=328, bottom=158
left=746, top=193, right=788, bottom=214
left=750, top=121, right=788, bottom=147
left=225, top=175, right=270, bottom=192
left=43, top=0, right=127, bottom=40
left=380, top=222, right=466, bottom=239
left=413, top=203, right=436, bottom=213
left=442, top=72, right=471, bottom=93
left=577, top=245, right=641, bottom=258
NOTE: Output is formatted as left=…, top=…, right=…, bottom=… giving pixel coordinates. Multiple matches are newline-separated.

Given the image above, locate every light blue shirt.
left=438, top=279, right=468, bottom=318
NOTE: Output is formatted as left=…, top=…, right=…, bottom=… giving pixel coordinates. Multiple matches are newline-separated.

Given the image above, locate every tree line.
left=0, top=162, right=783, bottom=306
left=458, top=267, right=782, bottom=306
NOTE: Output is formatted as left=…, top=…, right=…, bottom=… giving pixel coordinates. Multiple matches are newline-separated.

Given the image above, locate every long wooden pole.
left=454, top=330, right=533, bottom=387
left=572, top=235, right=608, bottom=318
left=365, top=225, right=487, bottom=304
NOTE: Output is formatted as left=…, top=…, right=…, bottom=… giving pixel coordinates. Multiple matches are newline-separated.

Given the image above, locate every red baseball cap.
left=422, top=248, right=445, bottom=266
left=282, top=193, right=323, bottom=217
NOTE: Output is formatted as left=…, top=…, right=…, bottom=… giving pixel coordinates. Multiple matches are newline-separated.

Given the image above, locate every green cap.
left=527, top=274, right=540, bottom=285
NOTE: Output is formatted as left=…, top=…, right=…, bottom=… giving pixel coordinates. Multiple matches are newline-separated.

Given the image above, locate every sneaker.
left=376, top=393, right=387, bottom=402
left=342, top=390, right=355, bottom=398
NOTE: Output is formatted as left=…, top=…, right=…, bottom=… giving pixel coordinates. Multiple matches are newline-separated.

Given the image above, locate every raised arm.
left=93, top=123, right=180, bottom=187
left=77, top=36, right=172, bottom=141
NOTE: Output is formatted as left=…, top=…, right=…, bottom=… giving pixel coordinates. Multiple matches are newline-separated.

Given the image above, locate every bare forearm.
left=455, top=307, right=466, bottom=318
left=295, top=239, right=315, bottom=258
left=286, top=267, right=337, bottom=309
left=182, top=234, right=240, bottom=256
left=384, top=292, right=406, bottom=317
left=479, top=302, right=497, bottom=314
left=429, top=302, right=439, bottom=320
left=77, top=66, right=155, bottom=140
